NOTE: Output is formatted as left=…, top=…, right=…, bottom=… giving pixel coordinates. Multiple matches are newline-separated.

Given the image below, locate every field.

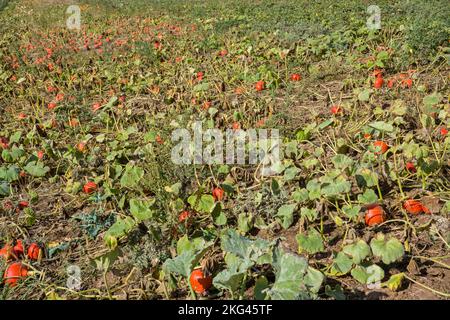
left=0, top=0, right=449, bottom=300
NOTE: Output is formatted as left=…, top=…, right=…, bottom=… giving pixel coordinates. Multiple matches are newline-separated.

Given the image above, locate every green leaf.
left=292, top=188, right=309, bottom=203
left=304, top=267, right=324, bottom=294
left=300, top=207, right=318, bottom=222
left=193, top=82, right=209, bottom=92
left=295, top=129, right=311, bottom=141
left=350, top=265, right=368, bottom=284
left=318, top=118, right=333, bottom=130
left=332, top=154, right=354, bottom=169
left=163, top=239, right=211, bottom=278
left=213, top=254, right=252, bottom=293
left=9, top=131, right=22, bottom=144
left=237, top=212, right=252, bottom=234
left=104, top=216, right=136, bottom=248
left=351, top=264, right=384, bottom=285
left=220, top=229, right=273, bottom=264
left=211, top=202, right=227, bottom=225
left=213, top=268, right=247, bottom=293
left=296, top=229, right=324, bottom=254
left=357, top=189, right=379, bottom=204
left=331, top=252, right=353, bottom=275
left=0, top=180, right=10, bottom=196
left=103, top=96, right=118, bottom=110
left=276, top=204, right=296, bottom=229
left=423, top=93, right=442, bottom=106
left=283, top=166, right=299, bottom=181
left=188, top=194, right=215, bottom=213
left=120, top=164, right=144, bottom=188
left=268, top=250, right=309, bottom=300
left=356, top=168, right=379, bottom=188
left=254, top=276, right=269, bottom=300
left=370, top=235, right=404, bottom=264
left=343, top=240, right=371, bottom=264
left=24, top=161, right=50, bottom=177
left=342, top=205, right=361, bottom=220
left=357, top=89, right=372, bottom=102
left=306, top=180, right=321, bottom=200
left=129, top=198, right=155, bottom=221
left=0, top=165, right=19, bottom=182
left=366, top=264, right=385, bottom=284
left=368, top=121, right=394, bottom=133
left=176, top=235, right=192, bottom=255
left=321, top=180, right=351, bottom=198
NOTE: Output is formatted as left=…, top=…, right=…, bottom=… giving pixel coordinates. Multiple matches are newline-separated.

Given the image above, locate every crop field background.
left=0, top=0, right=449, bottom=300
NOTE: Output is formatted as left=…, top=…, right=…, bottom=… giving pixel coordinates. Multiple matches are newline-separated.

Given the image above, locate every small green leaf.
left=384, top=273, right=404, bottom=291
left=104, top=216, right=136, bottom=248
left=350, top=265, right=368, bottom=284
left=283, top=166, right=299, bottom=181
left=292, top=188, right=309, bottom=203
left=332, top=154, right=354, bottom=169
left=342, top=205, right=361, bottom=220
left=358, top=89, right=372, bottom=102
left=358, top=189, right=379, bottom=204
left=129, top=198, right=155, bottom=221
left=368, top=121, right=394, bottom=133
left=276, top=204, right=296, bottom=229
left=331, top=252, right=353, bottom=275
left=188, top=194, right=215, bottom=213
left=300, top=207, right=318, bottom=222
left=120, top=164, right=144, bottom=188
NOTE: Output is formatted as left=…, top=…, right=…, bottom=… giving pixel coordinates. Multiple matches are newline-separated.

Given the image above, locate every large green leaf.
left=370, top=235, right=404, bottom=264
left=368, top=121, right=394, bottom=133
left=129, top=198, right=155, bottom=221
left=357, top=189, right=379, bottom=204
left=212, top=256, right=252, bottom=293
left=0, top=165, right=19, bottom=182
left=188, top=194, right=215, bottom=213
left=343, top=240, right=371, bottom=264
left=268, top=249, right=309, bottom=300
left=163, top=238, right=211, bottom=278
left=332, top=154, right=354, bottom=169
left=220, top=229, right=273, bottom=264
left=24, top=161, right=50, bottom=177
left=331, top=252, right=353, bottom=275
left=120, top=164, right=144, bottom=188
left=296, top=228, right=324, bottom=254
left=351, top=264, right=385, bottom=285
left=304, top=267, right=324, bottom=294
left=254, top=276, right=269, bottom=300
